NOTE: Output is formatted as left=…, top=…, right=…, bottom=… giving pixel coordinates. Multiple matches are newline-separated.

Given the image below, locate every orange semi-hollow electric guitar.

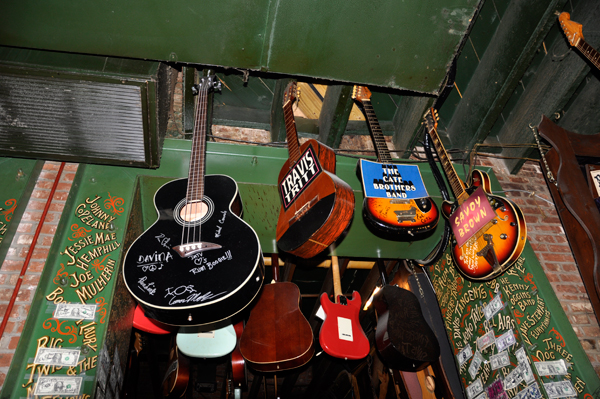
left=423, top=109, right=527, bottom=280
left=275, top=82, right=355, bottom=259
left=353, top=86, right=439, bottom=238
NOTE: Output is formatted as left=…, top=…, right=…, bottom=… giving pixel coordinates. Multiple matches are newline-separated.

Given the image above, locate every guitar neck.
left=187, top=85, right=209, bottom=202
left=331, top=256, right=343, bottom=302
left=283, top=98, right=302, bottom=164
left=362, top=100, right=393, bottom=163
left=425, top=120, right=467, bottom=202
left=576, top=39, right=600, bottom=70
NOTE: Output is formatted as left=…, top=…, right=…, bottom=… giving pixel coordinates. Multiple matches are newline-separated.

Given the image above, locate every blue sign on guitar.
left=359, top=159, right=429, bottom=200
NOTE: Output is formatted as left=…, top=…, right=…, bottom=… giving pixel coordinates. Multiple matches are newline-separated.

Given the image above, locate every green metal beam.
left=500, top=0, right=600, bottom=173
left=318, top=85, right=353, bottom=149
left=444, top=0, right=568, bottom=161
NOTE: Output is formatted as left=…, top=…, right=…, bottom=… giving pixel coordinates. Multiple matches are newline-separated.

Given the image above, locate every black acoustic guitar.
left=373, top=261, right=440, bottom=371
left=123, top=75, right=264, bottom=326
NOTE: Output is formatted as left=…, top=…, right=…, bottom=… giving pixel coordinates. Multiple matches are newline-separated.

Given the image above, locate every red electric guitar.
left=275, top=82, right=355, bottom=259
left=353, top=86, right=439, bottom=238
left=559, top=12, right=600, bottom=71
left=318, top=256, right=370, bottom=360
left=423, top=109, right=527, bottom=280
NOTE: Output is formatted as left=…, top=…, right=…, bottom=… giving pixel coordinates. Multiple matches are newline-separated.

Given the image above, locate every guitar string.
left=181, top=79, right=206, bottom=248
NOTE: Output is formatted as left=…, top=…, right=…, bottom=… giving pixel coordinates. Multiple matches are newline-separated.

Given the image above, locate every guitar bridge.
left=394, top=207, right=417, bottom=222
left=173, top=242, right=222, bottom=258
left=290, top=196, right=319, bottom=223
left=476, top=234, right=500, bottom=270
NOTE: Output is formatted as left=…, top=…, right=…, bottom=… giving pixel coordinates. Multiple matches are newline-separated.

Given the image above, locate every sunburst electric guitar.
left=353, top=86, right=439, bottom=238
left=424, top=109, right=527, bottom=280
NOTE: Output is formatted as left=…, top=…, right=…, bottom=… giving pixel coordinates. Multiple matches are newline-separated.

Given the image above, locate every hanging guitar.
left=372, top=261, right=440, bottom=371
left=423, top=109, right=527, bottom=280
left=123, top=75, right=264, bottom=326
left=559, top=12, right=600, bottom=71
left=319, top=256, right=370, bottom=360
left=162, top=338, right=190, bottom=399
left=352, top=86, right=439, bottom=238
left=176, top=323, right=237, bottom=359
left=276, top=81, right=355, bottom=259
left=239, top=253, right=315, bottom=371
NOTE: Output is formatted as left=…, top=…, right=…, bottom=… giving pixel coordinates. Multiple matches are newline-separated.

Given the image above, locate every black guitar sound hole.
left=174, top=196, right=214, bottom=227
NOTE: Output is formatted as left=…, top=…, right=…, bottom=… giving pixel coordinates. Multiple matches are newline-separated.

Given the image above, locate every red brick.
left=555, top=284, right=581, bottom=294
left=541, top=253, right=575, bottom=263
left=529, top=234, right=556, bottom=244
left=571, top=314, right=590, bottom=324
left=529, top=243, right=548, bottom=252
left=0, top=261, right=23, bottom=272
left=535, top=225, right=564, bottom=234
left=8, top=335, right=20, bottom=350
left=41, top=236, right=55, bottom=246
left=542, top=262, right=562, bottom=272
left=545, top=273, right=561, bottom=283
left=0, top=354, right=13, bottom=368
left=28, top=261, right=45, bottom=273
left=52, top=192, right=69, bottom=201
left=40, top=224, right=57, bottom=235
left=39, top=170, right=58, bottom=180
left=16, top=223, right=33, bottom=233
left=42, top=162, right=61, bottom=171
left=561, top=263, right=578, bottom=272
left=581, top=339, right=596, bottom=350
left=558, top=273, right=583, bottom=283
left=56, top=182, right=74, bottom=191
left=548, top=244, right=572, bottom=253
left=571, top=302, right=594, bottom=312
left=62, top=172, right=76, bottom=182
left=582, top=326, right=600, bottom=336
left=35, top=180, right=55, bottom=190
left=32, top=244, right=50, bottom=256
left=16, top=235, right=33, bottom=246
left=21, top=211, right=42, bottom=222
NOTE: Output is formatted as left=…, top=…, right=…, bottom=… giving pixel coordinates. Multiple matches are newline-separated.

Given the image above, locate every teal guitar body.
left=176, top=324, right=237, bottom=358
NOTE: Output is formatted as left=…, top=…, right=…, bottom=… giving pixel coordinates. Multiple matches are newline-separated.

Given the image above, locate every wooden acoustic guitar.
left=559, top=12, right=600, bottom=71
left=352, top=86, right=439, bottom=238
left=423, top=109, right=527, bottom=280
left=276, top=82, right=355, bottom=259
left=372, top=261, right=440, bottom=372
left=319, top=256, right=370, bottom=360
left=162, top=338, right=190, bottom=398
left=239, top=254, right=315, bottom=371
left=123, top=75, right=264, bottom=326
left=230, top=321, right=247, bottom=398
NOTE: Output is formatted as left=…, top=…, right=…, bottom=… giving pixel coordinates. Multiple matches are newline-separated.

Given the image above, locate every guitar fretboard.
left=362, top=100, right=393, bottom=164
left=425, top=115, right=468, bottom=203
left=577, top=40, right=600, bottom=70
left=283, top=87, right=301, bottom=164
left=187, top=83, right=210, bottom=202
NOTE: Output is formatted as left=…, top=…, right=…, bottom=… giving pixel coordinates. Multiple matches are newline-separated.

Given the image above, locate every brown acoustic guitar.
left=352, top=86, right=439, bottom=239
left=239, top=254, right=315, bottom=371
left=559, top=12, right=600, bottom=71
left=275, top=82, right=355, bottom=259
left=162, top=337, right=190, bottom=398
left=423, top=109, right=527, bottom=280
